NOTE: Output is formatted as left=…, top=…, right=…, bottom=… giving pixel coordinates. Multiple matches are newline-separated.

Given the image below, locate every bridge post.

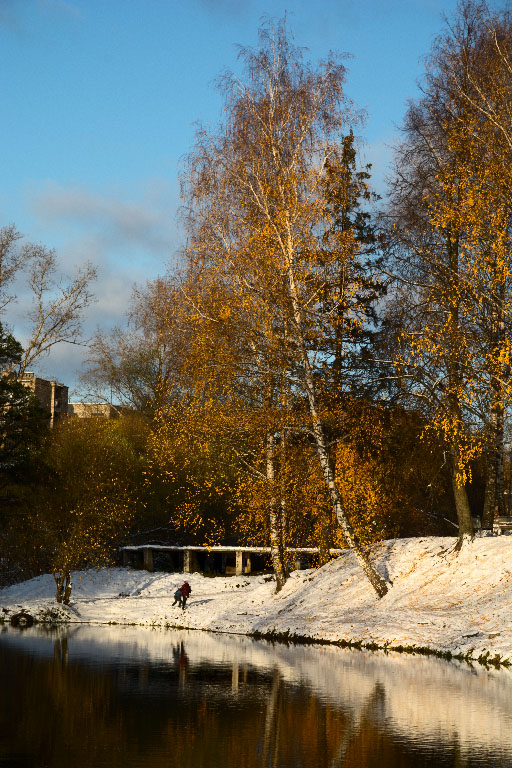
left=122, top=549, right=130, bottom=567
left=184, top=549, right=199, bottom=573
left=235, top=551, right=252, bottom=575
left=143, top=547, right=154, bottom=572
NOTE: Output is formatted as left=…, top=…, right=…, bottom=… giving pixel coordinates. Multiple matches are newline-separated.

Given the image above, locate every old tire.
left=10, top=612, right=34, bottom=628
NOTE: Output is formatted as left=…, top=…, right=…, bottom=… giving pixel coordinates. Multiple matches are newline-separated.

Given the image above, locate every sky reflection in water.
left=1, top=624, right=512, bottom=768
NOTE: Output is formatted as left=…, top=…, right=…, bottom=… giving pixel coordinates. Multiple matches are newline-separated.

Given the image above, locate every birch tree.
left=388, top=1, right=512, bottom=535
left=179, top=20, right=388, bottom=596
left=437, top=0, right=512, bottom=526
left=82, top=278, right=186, bottom=414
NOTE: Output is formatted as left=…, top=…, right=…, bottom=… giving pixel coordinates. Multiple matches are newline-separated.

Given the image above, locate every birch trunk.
left=63, top=572, right=72, bottom=605
left=266, top=432, right=288, bottom=592
left=54, top=569, right=72, bottom=604
left=284, top=237, right=388, bottom=598
left=54, top=571, right=65, bottom=603
left=278, top=430, right=288, bottom=561
left=318, top=503, right=331, bottom=566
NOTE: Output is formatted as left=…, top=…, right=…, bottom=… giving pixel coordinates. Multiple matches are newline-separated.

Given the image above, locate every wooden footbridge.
left=119, top=544, right=344, bottom=575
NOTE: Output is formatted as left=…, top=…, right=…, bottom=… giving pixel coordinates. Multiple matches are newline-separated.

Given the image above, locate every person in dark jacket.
left=172, top=587, right=182, bottom=607
left=179, top=581, right=191, bottom=610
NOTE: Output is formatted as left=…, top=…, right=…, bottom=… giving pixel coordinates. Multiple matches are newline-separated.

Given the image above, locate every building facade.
left=68, top=402, right=121, bottom=419
left=19, top=372, right=68, bottom=427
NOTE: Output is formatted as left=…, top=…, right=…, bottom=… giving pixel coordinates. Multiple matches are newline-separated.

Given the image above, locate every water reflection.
left=1, top=624, right=512, bottom=767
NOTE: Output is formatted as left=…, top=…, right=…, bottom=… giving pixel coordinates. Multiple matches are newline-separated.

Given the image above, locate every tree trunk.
left=54, top=571, right=65, bottom=603
left=496, top=406, right=505, bottom=516
left=445, top=235, right=474, bottom=542
left=267, top=432, right=288, bottom=592
left=482, top=445, right=496, bottom=530
left=483, top=411, right=497, bottom=529
left=54, top=569, right=72, bottom=604
left=449, top=444, right=474, bottom=538
left=63, top=571, right=72, bottom=605
left=483, top=401, right=505, bottom=527
left=312, top=420, right=388, bottom=596
left=317, top=511, right=331, bottom=567
left=278, top=429, right=288, bottom=563
left=483, top=304, right=506, bottom=529
left=284, top=243, right=388, bottom=598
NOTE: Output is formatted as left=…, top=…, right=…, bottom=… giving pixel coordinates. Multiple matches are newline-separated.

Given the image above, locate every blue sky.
left=0, top=0, right=462, bottom=393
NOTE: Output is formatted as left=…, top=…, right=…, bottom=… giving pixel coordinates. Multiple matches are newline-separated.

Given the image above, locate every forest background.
left=1, top=0, right=512, bottom=602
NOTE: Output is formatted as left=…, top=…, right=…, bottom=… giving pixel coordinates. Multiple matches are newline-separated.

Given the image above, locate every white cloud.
left=0, top=0, right=82, bottom=31
left=0, top=0, right=23, bottom=30
left=194, top=0, right=252, bottom=15
left=12, top=179, right=181, bottom=390
left=36, top=0, right=82, bottom=20
left=29, top=181, right=179, bottom=262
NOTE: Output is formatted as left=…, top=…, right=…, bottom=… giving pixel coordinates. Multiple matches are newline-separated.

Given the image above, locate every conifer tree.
left=321, top=130, right=385, bottom=398
left=178, top=19, right=388, bottom=596
left=0, top=322, right=46, bottom=500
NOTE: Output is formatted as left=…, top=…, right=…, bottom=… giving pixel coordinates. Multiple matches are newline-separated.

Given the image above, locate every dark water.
left=1, top=625, right=512, bottom=768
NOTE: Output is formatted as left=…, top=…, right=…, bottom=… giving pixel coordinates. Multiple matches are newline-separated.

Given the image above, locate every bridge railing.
left=118, top=544, right=344, bottom=575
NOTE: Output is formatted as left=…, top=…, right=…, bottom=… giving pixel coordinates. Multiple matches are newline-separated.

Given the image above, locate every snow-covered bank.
left=1, top=536, right=512, bottom=662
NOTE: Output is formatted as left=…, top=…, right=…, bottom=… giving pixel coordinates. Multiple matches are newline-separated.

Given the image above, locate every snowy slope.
left=1, top=535, right=511, bottom=662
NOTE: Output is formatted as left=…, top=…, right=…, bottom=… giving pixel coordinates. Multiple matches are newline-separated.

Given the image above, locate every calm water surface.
left=1, top=624, right=512, bottom=768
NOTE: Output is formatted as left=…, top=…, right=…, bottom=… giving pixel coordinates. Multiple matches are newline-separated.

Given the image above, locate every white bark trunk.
left=284, top=237, right=388, bottom=598
left=267, top=432, right=288, bottom=592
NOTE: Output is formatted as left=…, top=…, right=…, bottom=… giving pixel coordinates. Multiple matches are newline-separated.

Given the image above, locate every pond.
left=1, top=624, right=512, bottom=768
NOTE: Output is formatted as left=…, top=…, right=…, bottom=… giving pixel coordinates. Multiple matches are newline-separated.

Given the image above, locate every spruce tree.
left=0, top=322, right=46, bottom=497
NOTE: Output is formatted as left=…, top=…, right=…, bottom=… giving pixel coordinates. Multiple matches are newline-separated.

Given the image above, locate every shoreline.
left=1, top=535, right=512, bottom=668
left=3, top=614, right=508, bottom=669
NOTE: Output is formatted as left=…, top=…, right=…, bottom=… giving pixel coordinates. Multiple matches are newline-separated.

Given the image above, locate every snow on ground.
left=2, top=535, right=512, bottom=661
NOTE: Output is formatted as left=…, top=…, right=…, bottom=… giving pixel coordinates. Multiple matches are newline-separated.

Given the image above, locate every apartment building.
left=19, top=372, right=68, bottom=427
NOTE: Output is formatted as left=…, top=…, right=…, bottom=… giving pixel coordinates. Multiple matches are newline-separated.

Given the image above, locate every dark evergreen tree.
left=320, top=130, right=387, bottom=400
left=0, top=323, right=46, bottom=498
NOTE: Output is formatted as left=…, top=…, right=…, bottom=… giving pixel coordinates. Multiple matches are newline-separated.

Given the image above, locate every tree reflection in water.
left=1, top=625, right=511, bottom=768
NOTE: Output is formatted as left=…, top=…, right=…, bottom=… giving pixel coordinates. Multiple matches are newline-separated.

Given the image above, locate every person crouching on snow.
left=179, top=581, right=191, bottom=610
left=172, top=587, right=182, bottom=608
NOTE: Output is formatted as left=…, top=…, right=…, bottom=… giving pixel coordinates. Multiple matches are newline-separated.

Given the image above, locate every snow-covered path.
left=2, top=536, right=512, bottom=661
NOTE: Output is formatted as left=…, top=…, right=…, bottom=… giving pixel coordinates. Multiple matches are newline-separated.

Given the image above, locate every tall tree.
left=387, top=102, right=476, bottom=538
left=387, top=3, right=491, bottom=538
left=0, top=224, right=96, bottom=376
left=178, top=19, right=388, bottom=596
left=27, top=417, right=138, bottom=603
left=321, top=130, right=385, bottom=398
left=388, top=1, right=512, bottom=534
left=436, top=1, right=512, bottom=526
left=82, top=278, right=186, bottom=414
